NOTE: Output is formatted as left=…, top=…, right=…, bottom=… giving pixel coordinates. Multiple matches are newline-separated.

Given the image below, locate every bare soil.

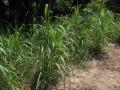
left=52, top=44, right=120, bottom=90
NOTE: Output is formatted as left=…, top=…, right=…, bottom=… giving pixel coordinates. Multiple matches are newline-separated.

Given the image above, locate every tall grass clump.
left=0, top=32, right=21, bottom=90
left=56, top=8, right=91, bottom=65
left=31, top=22, right=69, bottom=90
left=114, top=22, right=120, bottom=45
left=111, top=14, right=120, bottom=45
left=0, top=26, right=39, bottom=90
left=88, top=9, right=116, bottom=57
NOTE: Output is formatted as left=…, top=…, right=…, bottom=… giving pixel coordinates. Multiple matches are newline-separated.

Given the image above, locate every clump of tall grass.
left=30, top=22, right=69, bottom=90
left=0, top=26, right=39, bottom=90
left=56, top=8, right=91, bottom=65
left=88, top=9, right=116, bottom=57
left=0, top=32, right=21, bottom=90
left=111, top=14, right=120, bottom=45
left=113, top=22, right=120, bottom=45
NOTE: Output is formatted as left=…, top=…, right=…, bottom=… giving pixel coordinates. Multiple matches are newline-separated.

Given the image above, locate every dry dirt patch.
left=52, top=44, right=120, bottom=90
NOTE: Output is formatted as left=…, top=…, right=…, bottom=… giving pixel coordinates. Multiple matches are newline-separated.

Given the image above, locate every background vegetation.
left=0, top=0, right=120, bottom=90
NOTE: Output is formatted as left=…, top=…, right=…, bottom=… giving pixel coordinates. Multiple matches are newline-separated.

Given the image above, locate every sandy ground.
left=52, top=44, right=120, bottom=90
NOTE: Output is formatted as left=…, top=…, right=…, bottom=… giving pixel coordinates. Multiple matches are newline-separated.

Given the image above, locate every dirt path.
left=52, top=44, right=120, bottom=90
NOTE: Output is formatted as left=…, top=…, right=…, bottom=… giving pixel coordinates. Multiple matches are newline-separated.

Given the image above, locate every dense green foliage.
left=1, top=1, right=120, bottom=90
